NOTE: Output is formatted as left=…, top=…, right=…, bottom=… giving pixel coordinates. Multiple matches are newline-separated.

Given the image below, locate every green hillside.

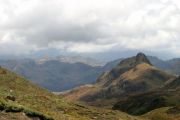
left=0, top=54, right=179, bottom=120
left=142, top=107, right=180, bottom=120
left=0, top=67, right=142, bottom=120
left=113, top=90, right=180, bottom=115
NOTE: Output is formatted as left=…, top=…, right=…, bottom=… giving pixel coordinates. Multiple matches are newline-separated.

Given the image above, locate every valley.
left=0, top=53, right=179, bottom=120
left=1, top=0, right=180, bottom=119
left=0, top=55, right=180, bottom=92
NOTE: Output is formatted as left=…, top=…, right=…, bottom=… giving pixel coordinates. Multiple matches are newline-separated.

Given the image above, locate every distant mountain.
left=0, top=67, right=178, bottom=120
left=0, top=54, right=179, bottom=120
left=0, top=54, right=180, bottom=92
left=0, top=59, right=102, bottom=91
left=60, top=53, right=180, bottom=120
left=101, top=58, right=124, bottom=71
left=164, top=76, right=180, bottom=90
left=36, top=55, right=106, bottom=67
left=103, top=55, right=180, bottom=117
left=102, top=56, right=180, bottom=75
left=147, top=56, right=171, bottom=69
left=61, top=53, right=175, bottom=107
left=167, top=58, right=180, bottom=75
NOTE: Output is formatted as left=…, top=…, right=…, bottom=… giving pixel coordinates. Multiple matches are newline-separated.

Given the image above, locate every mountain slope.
left=1, top=54, right=180, bottom=92
left=112, top=90, right=180, bottom=115
left=167, top=58, right=180, bottom=75
left=62, top=53, right=175, bottom=107
left=37, top=55, right=106, bottom=67
left=142, top=107, right=180, bottom=120
left=0, top=59, right=102, bottom=91
left=112, top=76, right=180, bottom=116
left=101, top=58, right=123, bottom=71
left=147, top=56, right=171, bottom=70
left=164, top=76, right=180, bottom=90
left=0, top=66, right=143, bottom=120
left=106, top=63, right=174, bottom=94
left=102, top=56, right=180, bottom=76
left=96, top=53, right=153, bottom=87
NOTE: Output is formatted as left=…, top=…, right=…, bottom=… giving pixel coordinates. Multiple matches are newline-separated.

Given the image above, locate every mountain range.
left=0, top=54, right=180, bottom=92
left=61, top=53, right=175, bottom=102
left=0, top=66, right=142, bottom=120
left=36, top=55, right=106, bottom=66
left=61, top=53, right=180, bottom=120
left=0, top=53, right=179, bottom=120
left=0, top=58, right=103, bottom=91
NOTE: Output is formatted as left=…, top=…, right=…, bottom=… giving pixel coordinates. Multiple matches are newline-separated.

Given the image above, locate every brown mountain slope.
left=164, top=76, right=180, bottom=90
left=61, top=53, right=175, bottom=107
left=105, top=63, right=175, bottom=95
left=111, top=73, right=180, bottom=116
left=60, top=85, right=96, bottom=101
left=96, top=52, right=152, bottom=85
left=112, top=76, right=180, bottom=116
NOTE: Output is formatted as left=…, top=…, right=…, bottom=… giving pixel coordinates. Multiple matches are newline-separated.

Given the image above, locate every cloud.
left=0, top=0, right=180, bottom=58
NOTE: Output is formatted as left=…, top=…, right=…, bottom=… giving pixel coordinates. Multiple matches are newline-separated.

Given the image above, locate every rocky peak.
left=135, top=52, right=152, bottom=65
left=118, top=52, right=152, bottom=68
left=97, top=53, right=153, bottom=86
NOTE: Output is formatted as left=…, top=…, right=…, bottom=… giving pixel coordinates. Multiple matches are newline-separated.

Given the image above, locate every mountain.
left=0, top=54, right=179, bottom=120
left=142, top=106, right=180, bottom=120
left=0, top=59, right=103, bottom=91
left=167, top=58, right=180, bottom=75
left=37, top=55, right=106, bottom=67
left=102, top=56, right=180, bottom=76
left=96, top=53, right=152, bottom=84
left=60, top=53, right=180, bottom=120
left=164, top=76, right=180, bottom=90
left=101, top=58, right=124, bottom=71
left=0, top=66, right=144, bottom=120
left=61, top=53, right=175, bottom=107
left=112, top=76, right=180, bottom=116
left=147, top=56, right=171, bottom=70
left=147, top=57, right=180, bottom=75
left=0, top=54, right=180, bottom=93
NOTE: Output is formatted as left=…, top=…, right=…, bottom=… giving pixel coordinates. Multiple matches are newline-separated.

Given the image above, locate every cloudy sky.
left=0, top=0, right=180, bottom=60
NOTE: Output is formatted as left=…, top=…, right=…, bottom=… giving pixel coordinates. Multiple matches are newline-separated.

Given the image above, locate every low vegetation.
left=0, top=67, right=144, bottom=120
left=142, top=107, right=180, bottom=120
left=0, top=98, right=53, bottom=120
left=0, top=53, right=180, bottom=120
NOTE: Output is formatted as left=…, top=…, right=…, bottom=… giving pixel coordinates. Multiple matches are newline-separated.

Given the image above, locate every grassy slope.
left=0, top=112, right=36, bottom=120
left=62, top=63, right=175, bottom=107
left=0, top=67, right=142, bottom=120
left=113, top=89, right=180, bottom=116
left=142, top=107, right=180, bottom=120
left=0, top=98, right=53, bottom=120
left=1, top=66, right=179, bottom=120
